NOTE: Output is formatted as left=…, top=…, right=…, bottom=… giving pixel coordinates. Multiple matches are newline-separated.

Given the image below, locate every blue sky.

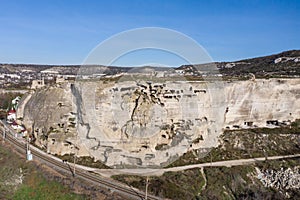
left=0, top=0, right=299, bottom=66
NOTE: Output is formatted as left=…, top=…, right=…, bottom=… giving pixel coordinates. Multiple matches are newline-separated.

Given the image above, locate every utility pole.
left=73, top=132, right=79, bottom=177
left=210, top=151, right=212, bottom=166
left=265, top=133, right=269, bottom=161
left=73, top=142, right=79, bottom=177
left=73, top=152, right=76, bottom=176
left=26, top=135, right=32, bottom=161
left=2, top=128, right=5, bottom=142
left=145, top=176, right=149, bottom=200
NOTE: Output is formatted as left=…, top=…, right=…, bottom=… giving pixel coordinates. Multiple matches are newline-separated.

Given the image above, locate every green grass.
left=13, top=173, right=85, bottom=200
left=113, top=168, right=206, bottom=200
left=111, top=120, right=300, bottom=199
left=113, top=158, right=300, bottom=200
left=54, top=154, right=111, bottom=169
left=0, top=143, right=86, bottom=200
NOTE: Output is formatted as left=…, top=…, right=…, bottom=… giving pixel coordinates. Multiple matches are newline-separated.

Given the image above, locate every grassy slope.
left=112, top=122, right=300, bottom=200
left=168, top=120, right=300, bottom=168
left=0, top=143, right=86, bottom=200
left=113, top=159, right=300, bottom=200
left=13, top=172, right=85, bottom=200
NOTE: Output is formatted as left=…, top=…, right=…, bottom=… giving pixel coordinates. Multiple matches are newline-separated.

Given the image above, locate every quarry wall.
left=18, top=78, right=300, bottom=167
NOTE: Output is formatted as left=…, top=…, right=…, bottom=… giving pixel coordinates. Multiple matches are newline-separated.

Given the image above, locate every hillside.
left=1, top=49, right=300, bottom=199
left=0, top=50, right=299, bottom=77
left=217, top=50, right=300, bottom=77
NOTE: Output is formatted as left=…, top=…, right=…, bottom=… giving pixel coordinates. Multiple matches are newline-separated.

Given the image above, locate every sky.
left=0, top=0, right=299, bottom=66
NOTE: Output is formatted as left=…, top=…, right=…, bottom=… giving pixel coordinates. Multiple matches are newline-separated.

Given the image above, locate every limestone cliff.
left=17, top=78, right=300, bottom=168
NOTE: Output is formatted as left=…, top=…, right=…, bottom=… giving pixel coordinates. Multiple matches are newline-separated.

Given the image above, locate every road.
left=94, top=154, right=300, bottom=177
left=0, top=120, right=160, bottom=200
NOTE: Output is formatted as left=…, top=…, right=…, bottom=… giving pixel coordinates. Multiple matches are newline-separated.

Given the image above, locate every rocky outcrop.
left=18, top=78, right=300, bottom=168
left=256, top=167, right=300, bottom=190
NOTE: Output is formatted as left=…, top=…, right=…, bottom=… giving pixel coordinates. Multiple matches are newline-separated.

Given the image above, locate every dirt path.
left=95, top=154, right=300, bottom=177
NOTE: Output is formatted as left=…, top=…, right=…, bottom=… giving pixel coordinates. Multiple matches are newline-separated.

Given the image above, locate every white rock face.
left=70, top=79, right=226, bottom=167
left=224, top=79, right=299, bottom=128
left=19, top=78, right=300, bottom=168
left=274, top=56, right=300, bottom=63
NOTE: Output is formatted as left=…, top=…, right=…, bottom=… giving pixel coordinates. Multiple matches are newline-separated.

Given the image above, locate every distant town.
left=1, top=50, right=300, bottom=91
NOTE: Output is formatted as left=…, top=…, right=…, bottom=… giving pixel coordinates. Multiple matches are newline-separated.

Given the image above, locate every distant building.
left=62, top=74, right=76, bottom=79
left=40, top=70, right=59, bottom=74
left=12, top=96, right=21, bottom=109
left=7, top=109, right=16, bottom=122
left=31, top=79, right=45, bottom=89
left=175, top=69, right=184, bottom=74
left=55, top=77, right=65, bottom=83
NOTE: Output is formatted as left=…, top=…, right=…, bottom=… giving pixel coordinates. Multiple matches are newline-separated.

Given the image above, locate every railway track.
left=1, top=121, right=160, bottom=200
